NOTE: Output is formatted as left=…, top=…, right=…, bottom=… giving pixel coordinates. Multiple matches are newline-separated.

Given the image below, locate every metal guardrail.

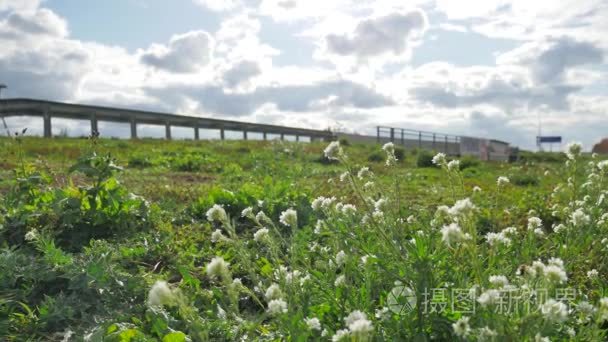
left=376, top=126, right=461, bottom=154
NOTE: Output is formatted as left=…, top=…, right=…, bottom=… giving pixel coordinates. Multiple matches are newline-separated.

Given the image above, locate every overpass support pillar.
left=90, top=113, right=98, bottom=135
left=43, top=107, right=52, bottom=138
left=194, top=127, right=200, bottom=140
left=165, top=122, right=171, bottom=140
left=263, top=132, right=267, bottom=140
left=296, top=135, right=299, bottom=142
left=130, top=119, right=137, bottom=139
left=280, top=133, right=285, bottom=141
left=220, top=127, right=225, bottom=140
left=243, top=130, right=248, bottom=140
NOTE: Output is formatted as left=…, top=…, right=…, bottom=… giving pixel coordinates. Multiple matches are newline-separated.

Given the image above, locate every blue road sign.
left=537, top=136, right=562, bottom=143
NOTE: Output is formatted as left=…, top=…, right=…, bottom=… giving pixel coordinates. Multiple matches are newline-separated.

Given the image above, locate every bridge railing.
left=0, top=98, right=335, bottom=142
left=376, top=126, right=461, bottom=155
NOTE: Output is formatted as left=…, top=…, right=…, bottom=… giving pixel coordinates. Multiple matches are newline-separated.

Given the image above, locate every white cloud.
left=325, top=10, right=427, bottom=59
left=0, top=0, right=40, bottom=13
left=221, top=60, right=262, bottom=88
left=193, top=0, right=242, bottom=12
left=141, top=31, right=214, bottom=73
left=435, top=0, right=608, bottom=47
left=144, top=78, right=394, bottom=117
left=497, top=37, right=604, bottom=84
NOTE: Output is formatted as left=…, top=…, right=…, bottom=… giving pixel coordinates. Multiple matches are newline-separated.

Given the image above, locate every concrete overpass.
left=0, top=98, right=335, bottom=141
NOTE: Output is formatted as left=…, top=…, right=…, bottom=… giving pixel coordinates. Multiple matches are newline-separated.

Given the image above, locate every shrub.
left=394, top=147, right=406, bottom=162
left=128, top=155, right=153, bottom=168
left=458, top=155, right=480, bottom=170
left=171, top=155, right=205, bottom=172
left=519, top=151, right=566, bottom=163
left=236, top=147, right=251, bottom=154
left=510, top=173, right=540, bottom=186
left=416, top=150, right=436, bottom=168
left=338, top=137, right=350, bottom=146
left=368, top=151, right=384, bottom=163
left=315, top=154, right=339, bottom=165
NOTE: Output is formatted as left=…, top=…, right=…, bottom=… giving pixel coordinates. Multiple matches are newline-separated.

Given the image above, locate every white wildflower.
left=267, top=299, right=288, bottom=315
left=452, top=316, right=471, bottom=338
left=440, top=223, right=466, bottom=247
left=374, top=198, right=387, bottom=211
left=534, top=228, right=545, bottom=237
left=432, top=152, right=447, bottom=166
left=255, top=211, right=271, bottom=224
left=206, top=204, right=227, bottom=222
left=587, top=269, right=599, bottom=279
left=341, top=204, right=357, bottom=215
left=279, top=208, right=297, bottom=227
left=477, top=289, right=501, bottom=307
left=265, top=283, right=282, bottom=300
left=217, top=304, right=226, bottom=319
left=206, top=256, right=230, bottom=279
left=502, top=227, right=518, bottom=235
left=599, top=298, right=608, bottom=320
left=335, top=250, right=347, bottom=266
left=372, top=210, right=384, bottom=221
left=348, top=317, right=373, bottom=337
left=253, top=227, right=270, bottom=242
left=478, top=326, right=497, bottom=341
left=570, top=208, right=590, bottom=227
left=553, top=224, right=566, bottom=233
left=535, top=333, right=550, bottom=342
left=331, top=329, right=350, bottom=342
left=489, top=275, right=509, bottom=288
left=324, top=141, right=343, bottom=160
left=211, top=229, right=226, bottom=243
left=305, top=317, right=321, bottom=331
left=577, top=301, right=595, bottom=318
left=335, top=275, right=346, bottom=286
left=565, top=142, right=582, bottom=160
left=486, top=232, right=511, bottom=247
left=357, top=167, right=372, bottom=179
left=566, top=327, right=576, bottom=337
left=382, top=142, right=397, bottom=166
left=24, top=229, right=38, bottom=241
left=448, top=198, right=475, bottom=216
left=241, top=207, right=253, bottom=218
left=497, top=176, right=510, bottom=186
left=547, top=257, right=564, bottom=268
left=447, top=160, right=460, bottom=171
left=531, top=261, right=546, bottom=276
left=345, top=310, right=368, bottom=326
left=314, top=220, right=324, bottom=234
left=473, top=186, right=482, bottom=193
left=147, top=280, right=175, bottom=307
left=527, top=217, right=543, bottom=231
left=544, top=264, right=568, bottom=284
left=541, top=299, right=568, bottom=322
left=339, top=171, right=350, bottom=182
left=382, top=142, right=395, bottom=153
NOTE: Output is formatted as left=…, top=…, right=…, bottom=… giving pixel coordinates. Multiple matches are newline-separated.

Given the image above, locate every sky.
left=0, top=0, right=607, bottom=150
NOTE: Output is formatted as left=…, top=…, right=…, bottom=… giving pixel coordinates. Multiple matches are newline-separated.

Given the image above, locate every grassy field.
left=1, top=136, right=607, bottom=341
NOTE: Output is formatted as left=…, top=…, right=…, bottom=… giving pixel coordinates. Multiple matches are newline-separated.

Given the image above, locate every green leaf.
left=162, top=331, right=187, bottom=342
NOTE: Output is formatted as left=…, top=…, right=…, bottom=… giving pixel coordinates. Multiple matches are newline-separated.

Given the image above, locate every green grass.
left=0, top=137, right=606, bottom=341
